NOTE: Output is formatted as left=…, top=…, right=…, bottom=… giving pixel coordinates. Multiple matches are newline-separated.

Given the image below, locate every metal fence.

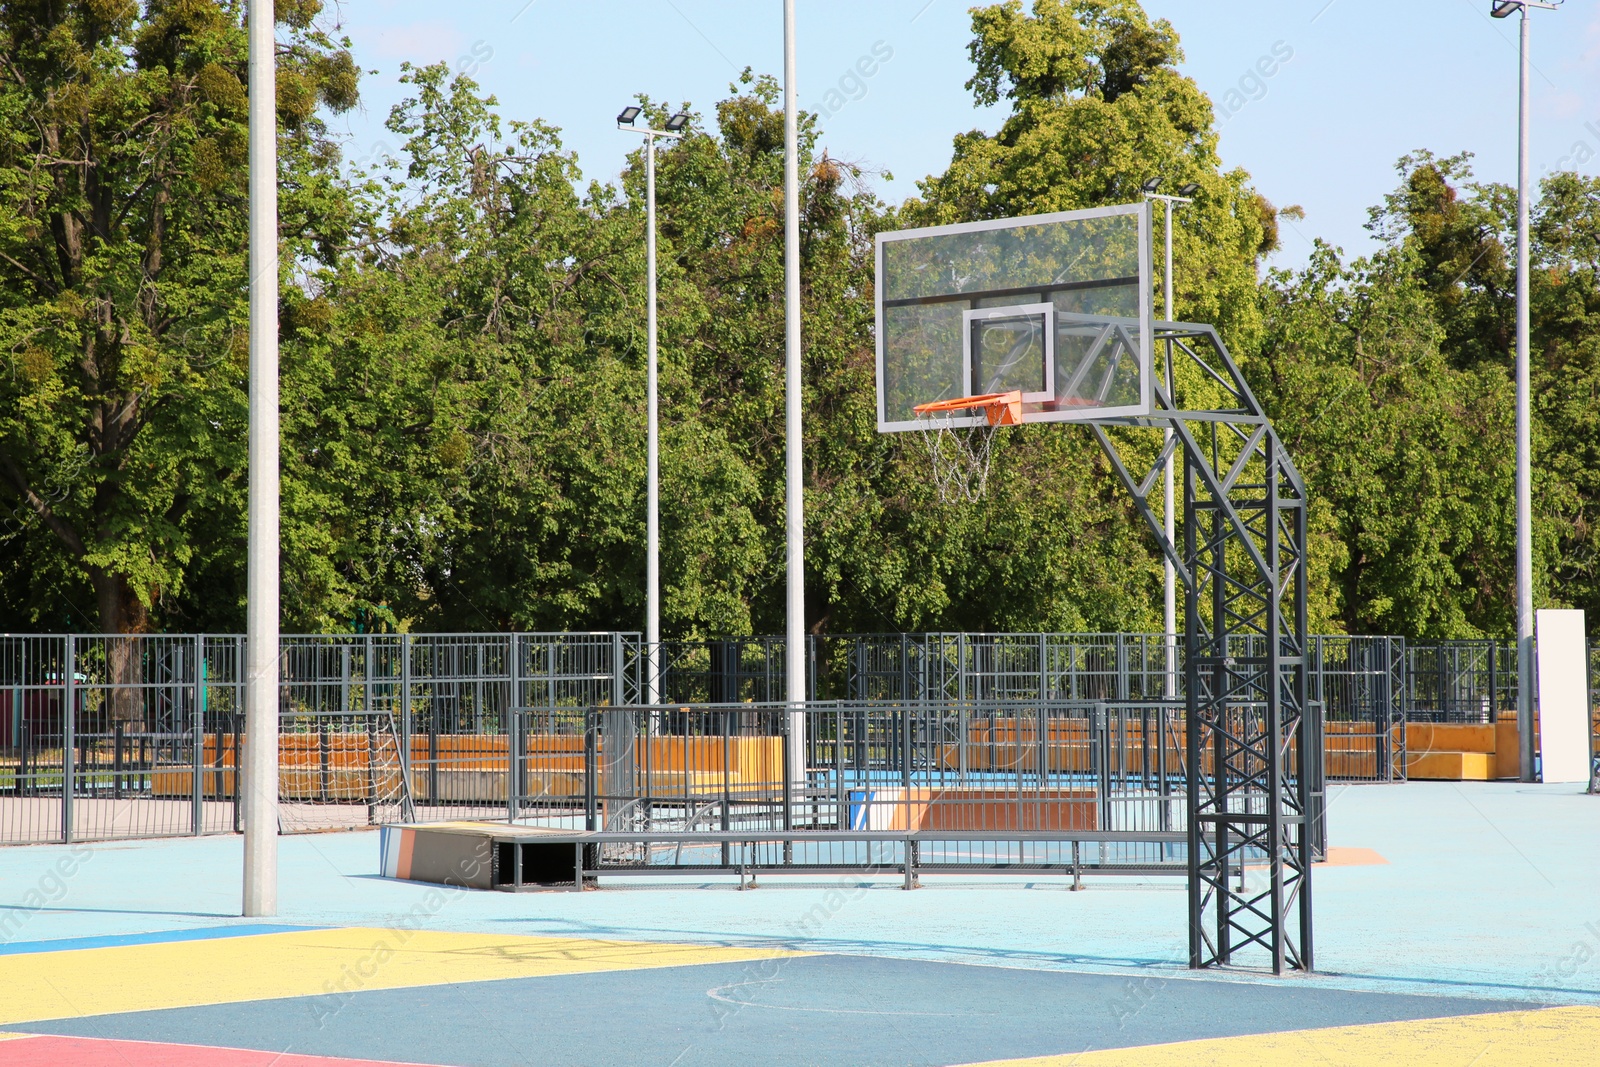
left=508, top=700, right=1242, bottom=876
left=1405, top=640, right=1514, bottom=723
left=4, top=631, right=1596, bottom=845
left=818, top=633, right=1176, bottom=703
left=658, top=633, right=1396, bottom=783
left=0, top=633, right=640, bottom=844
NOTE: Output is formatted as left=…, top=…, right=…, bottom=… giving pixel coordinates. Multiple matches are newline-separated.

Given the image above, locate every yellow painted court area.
left=966, top=1006, right=1600, bottom=1067
left=0, top=928, right=806, bottom=1026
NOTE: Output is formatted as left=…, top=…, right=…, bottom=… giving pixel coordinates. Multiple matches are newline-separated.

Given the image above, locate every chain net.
left=917, top=410, right=1002, bottom=504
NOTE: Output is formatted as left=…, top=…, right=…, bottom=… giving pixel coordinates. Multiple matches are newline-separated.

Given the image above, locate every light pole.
left=1491, top=0, right=1559, bottom=781
left=783, top=0, right=806, bottom=786
left=618, top=106, right=690, bottom=706
left=1143, top=177, right=1199, bottom=701
left=243, top=0, right=280, bottom=917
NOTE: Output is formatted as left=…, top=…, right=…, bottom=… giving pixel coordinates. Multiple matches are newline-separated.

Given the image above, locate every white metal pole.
left=243, top=0, right=280, bottom=916
left=645, top=134, right=660, bottom=707
left=1162, top=198, right=1177, bottom=701
left=1514, top=5, right=1536, bottom=782
left=782, top=0, right=806, bottom=781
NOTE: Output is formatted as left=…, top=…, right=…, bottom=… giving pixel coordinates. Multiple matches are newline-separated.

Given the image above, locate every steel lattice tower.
left=1094, top=321, right=1315, bottom=973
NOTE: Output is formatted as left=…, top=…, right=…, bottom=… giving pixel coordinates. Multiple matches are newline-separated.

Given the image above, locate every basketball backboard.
left=875, top=203, right=1153, bottom=432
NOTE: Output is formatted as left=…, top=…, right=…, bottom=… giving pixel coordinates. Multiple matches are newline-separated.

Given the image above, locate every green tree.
left=1258, top=243, right=1514, bottom=637
left=854, top=0, right=1296, bottom=633
left=0, top=0, right=358, bottom=633
left=907, top=0, right=1281, bottom=343
left=1258, top=154, right=1600, bottom=637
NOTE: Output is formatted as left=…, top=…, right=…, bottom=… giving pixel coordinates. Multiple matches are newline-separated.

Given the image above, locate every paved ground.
left=0, top=781, right=1595, bottom=1065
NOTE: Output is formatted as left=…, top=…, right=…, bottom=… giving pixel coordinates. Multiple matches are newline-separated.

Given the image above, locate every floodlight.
left=665, top=113, right=690, bottom=133
left=1178, top=183, right=1200, bottom=197
left=1490, top=1, right=1518, bottom=16
left=617, top=105, right=642, bottom=124
left=1141, top=176, right=1164, bottom=194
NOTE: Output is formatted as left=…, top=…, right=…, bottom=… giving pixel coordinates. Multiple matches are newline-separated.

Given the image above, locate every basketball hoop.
left=912, top=391, right=1023, bottom=504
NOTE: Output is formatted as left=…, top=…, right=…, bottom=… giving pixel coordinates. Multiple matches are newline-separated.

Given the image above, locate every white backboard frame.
left=963, top=302, right=1056, bottom=403
left=875, top=202, right=1154, bottom=433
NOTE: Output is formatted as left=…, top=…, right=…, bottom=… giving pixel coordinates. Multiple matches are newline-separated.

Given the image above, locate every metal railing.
left=504, top=700, right=1300, bottom=875
left=654, top=633, right=1397, bottom=783
left=1405, top=640, right=1514, bottom=723
left=0, top=633, right=640, bottom=844
left=4, top=630, right=1595, bottom=845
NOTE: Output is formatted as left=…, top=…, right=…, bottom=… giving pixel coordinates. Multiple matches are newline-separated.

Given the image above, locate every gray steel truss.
left=1091, top=321, right=1313, bottom=974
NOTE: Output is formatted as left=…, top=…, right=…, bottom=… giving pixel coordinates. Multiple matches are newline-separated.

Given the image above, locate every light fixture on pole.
left=1145, top=177, right=1198, bottom=701
left=618, top=105, right=690, bottom=706
left=1490, top=0, right=1560, bottom=781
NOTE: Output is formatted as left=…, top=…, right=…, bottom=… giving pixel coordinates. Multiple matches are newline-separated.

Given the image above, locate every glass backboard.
left=876, top=203, right=1153, bottom=432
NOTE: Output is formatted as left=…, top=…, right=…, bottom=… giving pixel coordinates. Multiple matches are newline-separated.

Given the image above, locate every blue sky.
left=327, top=1, right=1600, bottom=269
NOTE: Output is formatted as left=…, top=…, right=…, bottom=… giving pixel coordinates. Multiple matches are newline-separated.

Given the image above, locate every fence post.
left=584, top=710, right=597, bottom=831
left=509, top=632, right=521, bottom=713
left=113, top=720, right=125, bottom=800
left=901, top=698, right=913, bottom=835
left=1116, top=633, right=1129, bottom=702
left=1036, top=702, right=1048, bottom=831
left=721, top=723, right=732, bottom=868
left=958, top=703, right=969, bottom=784
left=508, top=710, right=523, bottom=826
left=958, top=633, right=968, bottom=702
left=193, top=634, right=205, bottom=835
left=61, top=634, right=75, bottom=844
left=1488, top=640, right=1499, bottom=723
left=1379, top=638, right=1394, bottom=782
left=509, top=633, right=521, bottom=824
left=611, top=632, right=625, bottom=708
left=782, top=710, right=794, bottom=841
left=400, top=634, right=413, bottom=809
left=1308, top=699, right=1328, bottom=859
left=1093, top=701, right=1110, bottom=834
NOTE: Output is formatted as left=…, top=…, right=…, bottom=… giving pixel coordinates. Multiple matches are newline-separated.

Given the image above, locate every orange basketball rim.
left=913, top=390, right=1025, bottom=426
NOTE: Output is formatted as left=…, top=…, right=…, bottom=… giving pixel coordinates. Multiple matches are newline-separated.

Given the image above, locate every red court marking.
left=0, top=1034, right=453, bottom=1067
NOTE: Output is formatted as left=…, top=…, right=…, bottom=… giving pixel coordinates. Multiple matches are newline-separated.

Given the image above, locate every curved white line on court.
left=705, top=978, right=987, bottom=1017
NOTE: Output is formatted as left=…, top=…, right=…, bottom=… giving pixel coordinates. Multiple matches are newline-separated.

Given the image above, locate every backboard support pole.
left=1093, top=323, right=1313, bottom=973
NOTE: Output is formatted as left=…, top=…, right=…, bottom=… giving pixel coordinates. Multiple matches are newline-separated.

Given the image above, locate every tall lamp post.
left=782, top=0, right=806, bottom=788
left=617, top=106, right=690, bottom=706
left=243, top=0, right=280, bottom=917
left=1143, top=177, right=1200, bottom=702
left=1491, top=0, right=1559, bottom=781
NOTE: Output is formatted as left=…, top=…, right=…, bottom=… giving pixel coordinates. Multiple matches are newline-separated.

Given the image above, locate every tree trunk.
left=92, top=570, right=149, bottom=726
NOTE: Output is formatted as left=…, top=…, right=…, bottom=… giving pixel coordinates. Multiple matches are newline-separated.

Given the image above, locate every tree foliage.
left=2, top=0, right=1596, bottom=641
left=1259, top=155, right=1600, bottom=637
left=0, top=0, right=357, bottom=631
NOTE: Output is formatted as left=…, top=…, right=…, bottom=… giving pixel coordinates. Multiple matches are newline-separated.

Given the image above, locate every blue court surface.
left=0, top=781, right=1596, bottom=1065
